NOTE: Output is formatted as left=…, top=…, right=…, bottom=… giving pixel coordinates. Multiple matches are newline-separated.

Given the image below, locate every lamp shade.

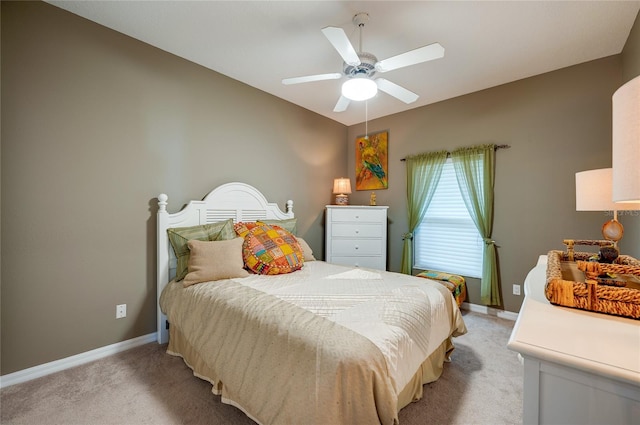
left=576, top=168, right=638, bottom=211
left=342, top=77, right=377, bottom=101
left=612, top=75, right=640, bottom=203
left=332, top=178, right=352, bottom=194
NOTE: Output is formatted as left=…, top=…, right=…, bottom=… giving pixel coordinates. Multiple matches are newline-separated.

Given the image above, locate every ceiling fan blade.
left=321, top=26, right=361, bottom=66
left=375, top=78, right=419, bottom=104
left=333, top=95, right=350, bottom=112
left=282, top=73, right=342, bottom=85
left=375, top=42, right=445, bottom=73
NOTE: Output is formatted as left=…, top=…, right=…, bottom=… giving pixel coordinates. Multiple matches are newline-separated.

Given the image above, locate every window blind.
left=414, top=159, right=483, bottom=278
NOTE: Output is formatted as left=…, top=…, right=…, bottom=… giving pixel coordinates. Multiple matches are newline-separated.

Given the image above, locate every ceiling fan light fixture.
left=283, top=11, right=443, bottom=111
left=341, top=77, right=377, bottom=101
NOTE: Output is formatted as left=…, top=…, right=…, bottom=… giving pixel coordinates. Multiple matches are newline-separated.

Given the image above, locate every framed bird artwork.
left=356, top=130, right=388, bottom=190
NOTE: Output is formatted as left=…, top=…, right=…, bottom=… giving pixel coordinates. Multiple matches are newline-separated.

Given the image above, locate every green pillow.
left=167, top=219, right=235, bottom=281
left=259, top=218, right=297, bottom=235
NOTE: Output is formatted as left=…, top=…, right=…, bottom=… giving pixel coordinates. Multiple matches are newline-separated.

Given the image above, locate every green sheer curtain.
left=401, top=151, right=448, bottom=274
left=451, top=144, right=501, bottom=306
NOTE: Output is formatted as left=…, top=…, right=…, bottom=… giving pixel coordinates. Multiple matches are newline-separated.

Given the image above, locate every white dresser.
left=507, top=255, right=640, bottom=425
left=325, top=205, right=388, bottom=270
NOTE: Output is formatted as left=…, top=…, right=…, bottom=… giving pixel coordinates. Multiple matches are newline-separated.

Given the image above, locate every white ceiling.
left=47, top=1, right=640, bottom=126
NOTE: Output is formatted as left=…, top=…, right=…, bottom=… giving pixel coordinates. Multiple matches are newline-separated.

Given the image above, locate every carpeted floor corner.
left=398, top=311, right=522, bottom=425
left=1, top=311, right=522, bottom=425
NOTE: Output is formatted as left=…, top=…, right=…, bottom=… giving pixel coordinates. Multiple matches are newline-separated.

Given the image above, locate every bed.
left=157, top=182, right=467, bottom=425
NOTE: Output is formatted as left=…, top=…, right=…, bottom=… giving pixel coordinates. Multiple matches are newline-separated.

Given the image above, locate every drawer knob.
left=355, top=229, right=359, bottom=234
left=355, top=245, right=359, bottom=250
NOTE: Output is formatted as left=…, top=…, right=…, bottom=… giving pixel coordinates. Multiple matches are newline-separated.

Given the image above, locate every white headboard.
left=156, top=182, right=294, bottom=344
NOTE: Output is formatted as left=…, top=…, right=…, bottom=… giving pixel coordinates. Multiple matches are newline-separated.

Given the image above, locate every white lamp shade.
left=612, top=75, right=640, bottom=203
left=342, top=78, right=377, bottom=101
left=576, top=168, right=639, bottom=211
left=332, top=178, right=352, bottom=194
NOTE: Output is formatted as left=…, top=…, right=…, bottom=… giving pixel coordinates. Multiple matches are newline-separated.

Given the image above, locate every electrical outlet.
left=513, top=284, right=521, bottom=296
left=116, top=304, right=127, bottom=319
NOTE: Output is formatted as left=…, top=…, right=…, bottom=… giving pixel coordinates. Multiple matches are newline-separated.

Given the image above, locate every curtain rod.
left=400, top=144, right=511, bottom=161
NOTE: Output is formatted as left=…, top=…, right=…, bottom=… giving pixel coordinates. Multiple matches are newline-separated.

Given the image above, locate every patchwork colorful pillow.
left=242, top=224, right=304, bottom=275
left=167, top=219, right=236, bottom=281
left=234, top=221, right=261, bottom=238
left=258, top=218, right=297, bottom=235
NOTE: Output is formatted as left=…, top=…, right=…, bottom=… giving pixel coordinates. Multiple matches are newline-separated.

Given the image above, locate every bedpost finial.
left=286, top=200, right=293, bottom=214
left=158, top=194, right=168, bottom=212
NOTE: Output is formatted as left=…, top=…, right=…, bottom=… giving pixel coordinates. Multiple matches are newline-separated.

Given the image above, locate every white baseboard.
left=461, top=302, right=519, bottom=321
left=0, top=332, right=157, bottom=389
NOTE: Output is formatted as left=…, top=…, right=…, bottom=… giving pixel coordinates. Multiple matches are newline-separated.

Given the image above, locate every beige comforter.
left=160, top=262, right=466, bottom=425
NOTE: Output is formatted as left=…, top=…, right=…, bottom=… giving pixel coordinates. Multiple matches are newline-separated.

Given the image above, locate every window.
left=414, top=158, right=483, bottom=278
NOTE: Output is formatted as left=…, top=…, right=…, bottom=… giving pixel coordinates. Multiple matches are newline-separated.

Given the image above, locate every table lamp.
left=332, top=178, right=352, bottom=205
left=576, top=168, right=639, bottom=245
left=612, top=75, right=640, bottom=203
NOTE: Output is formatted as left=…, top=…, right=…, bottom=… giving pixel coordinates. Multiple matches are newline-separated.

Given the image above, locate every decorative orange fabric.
left=416, top=270, right=467, bottom=307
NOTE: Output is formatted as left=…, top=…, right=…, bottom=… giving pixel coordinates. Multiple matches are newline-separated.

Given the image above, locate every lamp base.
left=335, top=194, right=349, bottom=205
left=602, top=219, right=624, bottom=244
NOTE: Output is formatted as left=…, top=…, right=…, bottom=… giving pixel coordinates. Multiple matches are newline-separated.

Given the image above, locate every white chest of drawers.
left=507, top=255, right=640, bottom=425
left=325, top=205, right=388, bottom=270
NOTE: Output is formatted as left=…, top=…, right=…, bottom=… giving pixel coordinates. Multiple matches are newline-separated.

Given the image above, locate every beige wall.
left=348, top=54, right=638, bottom=313
left=623, top=10, right=640, bottom=84
left=1, top=2, right=346, bottom=374
left=2, top=1, right=638, bottom=375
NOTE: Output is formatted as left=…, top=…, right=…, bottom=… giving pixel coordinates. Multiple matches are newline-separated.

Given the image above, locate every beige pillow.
left=167, top=219, right=235, bottom=281
left=297, top=237, right=316, bottom=261
left=183, top=238, right=249, bottom=287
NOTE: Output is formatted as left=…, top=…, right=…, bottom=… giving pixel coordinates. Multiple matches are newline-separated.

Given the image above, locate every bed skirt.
left=166, top=325, right=454, bottom=424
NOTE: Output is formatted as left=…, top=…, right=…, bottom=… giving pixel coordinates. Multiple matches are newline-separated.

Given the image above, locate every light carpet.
left=1, top=311, right=522, bottom=424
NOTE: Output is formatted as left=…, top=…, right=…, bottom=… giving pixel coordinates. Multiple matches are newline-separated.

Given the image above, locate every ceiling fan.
left=282, top=12, right=444, bottom=112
